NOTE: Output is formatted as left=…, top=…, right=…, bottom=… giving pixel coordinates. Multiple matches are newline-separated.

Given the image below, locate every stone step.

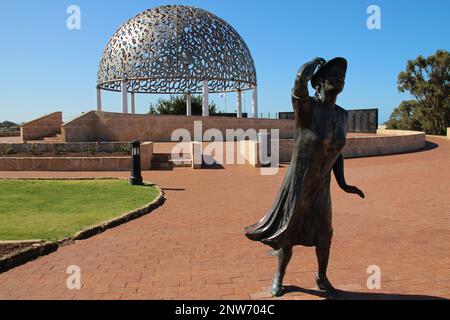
left=170, top=159, right=192, bottom=167
left=152, top=153, right=171, bottom=162
left=26, top=131, right=64, bottom=143
left=42, top=133, right=64, bottom=142
left=151, top=153, right=192, bottom=169
left=42, top=137, right=59, bottom=142
left=151, top=162, right=173, bottom=170
left=151, top=153, right=173, bottom=171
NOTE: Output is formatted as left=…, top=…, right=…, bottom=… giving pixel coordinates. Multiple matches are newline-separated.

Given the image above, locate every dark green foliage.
left=385, top=100, right=422, bottom=131
left=387, top=50, right=450, bottom=135
left=1, top=145, right=16, bottom=156
left=84, top=144, right=95, bottom=155
left=0, top=121, right=19, bottom=133
left=30, top=144, right=42, bottom=156
left=148, top=95, right=218, bottom=116
left=0, top=121, right=18, bottom=128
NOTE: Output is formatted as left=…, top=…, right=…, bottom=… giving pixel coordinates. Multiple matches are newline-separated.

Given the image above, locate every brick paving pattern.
left=0, top=136, right=449, bottom=300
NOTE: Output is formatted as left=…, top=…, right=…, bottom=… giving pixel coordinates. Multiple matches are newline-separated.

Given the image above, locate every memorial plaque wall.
left=348, top=109, right=378, bottom=133
left=277, top=109, right=378, bottom=133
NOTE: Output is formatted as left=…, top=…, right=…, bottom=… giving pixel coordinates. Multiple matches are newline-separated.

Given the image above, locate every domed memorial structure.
left=96, top=5, right=258, bottom=117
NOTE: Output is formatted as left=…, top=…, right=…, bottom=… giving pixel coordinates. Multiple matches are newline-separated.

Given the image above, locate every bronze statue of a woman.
left=245, top=57, right=365, bottom=297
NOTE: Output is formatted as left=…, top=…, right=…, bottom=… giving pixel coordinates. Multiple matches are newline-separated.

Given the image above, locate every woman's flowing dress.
left=245, top=96, right=348, bottom=250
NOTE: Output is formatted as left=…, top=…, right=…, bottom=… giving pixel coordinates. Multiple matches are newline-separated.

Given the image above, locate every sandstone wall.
left=63, top=111, right=294, bottom=142
left=247, top=130, right=427, bottom=166
left=21, top=112, right=62, bottom=141
left=0, top=141, right=153, bottom=171
left=61, top=111, right=98, bottom=142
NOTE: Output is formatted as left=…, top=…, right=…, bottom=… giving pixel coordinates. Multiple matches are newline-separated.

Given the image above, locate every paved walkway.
left=0, top=136, right=21, bottom=143
left=0, top=136, right=449, bottom=300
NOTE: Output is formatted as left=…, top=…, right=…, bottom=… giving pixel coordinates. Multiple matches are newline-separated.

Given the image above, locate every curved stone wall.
left=276, top=129, right=427, bottom=162
left=342, top=129, right=426, bottom=158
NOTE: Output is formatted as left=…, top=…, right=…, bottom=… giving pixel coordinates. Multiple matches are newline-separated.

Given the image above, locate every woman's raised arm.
left=292, top=57, right=326, bottom=111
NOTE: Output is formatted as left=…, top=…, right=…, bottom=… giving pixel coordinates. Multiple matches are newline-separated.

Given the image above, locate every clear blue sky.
left=0, top=0, right=448, bottom=124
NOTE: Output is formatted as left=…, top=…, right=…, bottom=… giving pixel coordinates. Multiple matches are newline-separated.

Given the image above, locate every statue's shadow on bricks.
left=282, top=285, right=448, bottom=300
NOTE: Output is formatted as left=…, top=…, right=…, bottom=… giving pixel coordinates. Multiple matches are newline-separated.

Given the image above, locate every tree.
left=148, top=95, right=218, bottom=116
left=0, top=121, right=19, bottom=133
left=385, top=100, right=422, bottom=131
left=0, top=121, right=18, bottom=128
left=387, top=49, right=450, bottom=135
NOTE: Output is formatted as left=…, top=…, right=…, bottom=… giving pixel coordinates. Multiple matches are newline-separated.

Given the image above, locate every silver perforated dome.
left=97, top=5, right=257, bottom=94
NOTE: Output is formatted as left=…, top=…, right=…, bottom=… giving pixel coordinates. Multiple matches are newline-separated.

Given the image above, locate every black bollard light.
left=130, top=140, right=143, bottom=185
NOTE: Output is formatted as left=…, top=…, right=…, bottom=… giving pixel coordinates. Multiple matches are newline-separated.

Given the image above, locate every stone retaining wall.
left=0, top=132, right=20, bottom=138
left=1, top=142, right=133, bottom=154
left=62, top=111, right=294, bottom=142
left=0, top=142, right=153, bottom=171
left=242, top=130, right=427, bottom=166
left=61, top=111, right=98, bottom=142
left=0, top=157, right=130, bottom=171
left=21, top=112, right=62, bottom=141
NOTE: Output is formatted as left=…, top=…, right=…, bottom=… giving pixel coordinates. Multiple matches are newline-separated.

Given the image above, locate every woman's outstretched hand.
left=344, top=185, right=365, bottom=199
left=297, top=57, right=326, bottom=82
left=315, top=57, right=327, bottom=67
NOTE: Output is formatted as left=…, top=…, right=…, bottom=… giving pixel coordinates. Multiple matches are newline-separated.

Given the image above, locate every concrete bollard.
left=190, top=141, right=202, bottom=169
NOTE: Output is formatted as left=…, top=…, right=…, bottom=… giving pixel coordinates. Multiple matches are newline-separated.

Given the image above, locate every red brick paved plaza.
left=0, top=136, right=449, bottom=300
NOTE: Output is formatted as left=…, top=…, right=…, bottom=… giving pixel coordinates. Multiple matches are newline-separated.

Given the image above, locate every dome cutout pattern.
left=97, top=5, right=257, bottom=94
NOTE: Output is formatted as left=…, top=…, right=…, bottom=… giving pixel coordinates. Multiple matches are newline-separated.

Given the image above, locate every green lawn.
left=0, top=179, right=159, bottom=241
